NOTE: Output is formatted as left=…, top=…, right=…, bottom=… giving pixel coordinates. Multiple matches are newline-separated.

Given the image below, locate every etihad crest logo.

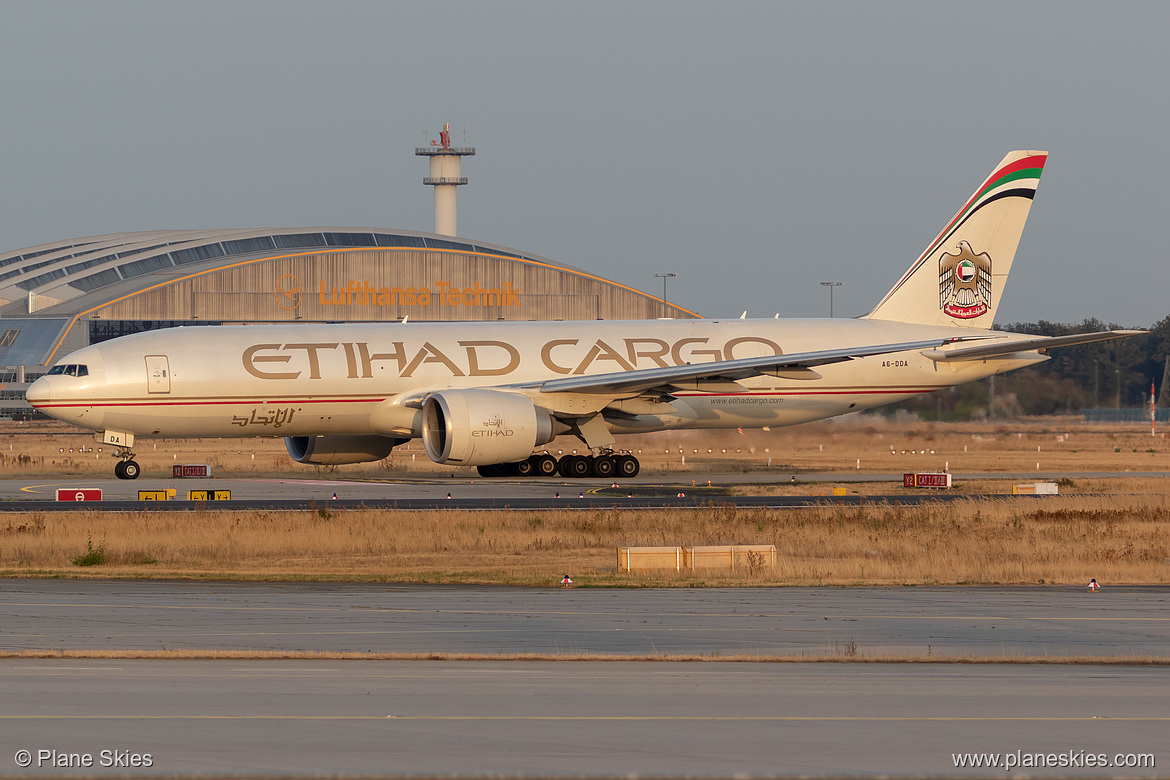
left=939, top=241, right=992, bottom=319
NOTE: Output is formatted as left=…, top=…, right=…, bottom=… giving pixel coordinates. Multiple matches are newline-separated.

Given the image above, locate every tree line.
left=887, top=316, right=1170, bottom=420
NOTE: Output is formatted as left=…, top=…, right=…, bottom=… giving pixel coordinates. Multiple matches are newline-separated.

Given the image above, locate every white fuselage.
left=28, top=317, right=1043, bottom=441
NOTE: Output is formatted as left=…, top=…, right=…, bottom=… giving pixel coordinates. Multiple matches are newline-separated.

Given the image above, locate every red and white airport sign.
left=56, top=488, right=102, bottom=502
left=903, top=472, right=952, bottom=489
left=173, top=464, right=212, bottom=478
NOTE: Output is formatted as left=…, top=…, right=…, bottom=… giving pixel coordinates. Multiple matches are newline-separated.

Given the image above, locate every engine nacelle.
left=422, top=389, right=555, bottom=466
left=285, top=435, right=401, bottom=466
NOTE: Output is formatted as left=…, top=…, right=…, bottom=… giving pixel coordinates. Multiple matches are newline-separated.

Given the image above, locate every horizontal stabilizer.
left=920, top=330, right=1142, bottom=362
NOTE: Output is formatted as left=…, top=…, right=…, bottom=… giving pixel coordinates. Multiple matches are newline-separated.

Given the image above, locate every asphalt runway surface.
left=6, top=470, right=1166, bottom=511
left=4, top=581, right=1169, bottom=658
left=5, top=486, right=1169, bottom=778
left=4, top=584, right=1169, bottom=777
left=1, top=661, right=1166, bottom=777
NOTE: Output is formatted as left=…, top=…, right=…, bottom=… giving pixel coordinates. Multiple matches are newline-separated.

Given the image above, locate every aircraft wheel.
left=114, top=461, right=127, bottom=479
left=616, top=455, right=640, bottom=478
left=515, top=457, right=537, bottom=477
left=557, top=456, right=576, bottom=478
left=477, top=465, right=497, bottom=478
left=568, top=453, right=589, bottom=479
left=535, top=455, right=559, bottom=477
left=567, top=456, right=592, bottom=479
left=591, top=456, right=616, bottom=478
left=121, top=460, right=140, bottom=480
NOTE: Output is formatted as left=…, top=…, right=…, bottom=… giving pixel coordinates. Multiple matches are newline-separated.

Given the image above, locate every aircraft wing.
left=919, top=330, right=1142, bottom=362
left=533, top=337, right=980, bottom=396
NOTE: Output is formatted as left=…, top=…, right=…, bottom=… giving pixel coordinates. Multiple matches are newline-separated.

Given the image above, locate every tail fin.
left=863, top=150, right=1048, bottom=328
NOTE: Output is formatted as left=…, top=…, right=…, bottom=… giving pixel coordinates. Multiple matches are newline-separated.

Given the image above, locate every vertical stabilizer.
left=863, top=150, right=1048, bottom=328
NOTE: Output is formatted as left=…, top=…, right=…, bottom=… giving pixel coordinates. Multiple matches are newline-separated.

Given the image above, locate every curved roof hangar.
left=0, top=227, right=700, bottom=365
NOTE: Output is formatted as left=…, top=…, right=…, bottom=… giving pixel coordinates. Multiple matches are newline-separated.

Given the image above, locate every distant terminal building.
left=0, top=227, right=698, bottom=419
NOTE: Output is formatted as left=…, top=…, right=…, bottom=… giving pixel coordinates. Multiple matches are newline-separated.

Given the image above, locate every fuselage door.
left=145, top=355, right=171, bottom=394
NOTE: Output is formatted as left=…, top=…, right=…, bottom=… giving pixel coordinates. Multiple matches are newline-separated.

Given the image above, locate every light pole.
left=654, top=273, right=677, bottom=318
left=1094, top=359, right=1099, bottom=407
left=820, top=281, right=843, bottom=317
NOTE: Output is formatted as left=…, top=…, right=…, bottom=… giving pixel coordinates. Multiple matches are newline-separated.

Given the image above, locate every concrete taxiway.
left=5, top=470, right=1164, bottom=511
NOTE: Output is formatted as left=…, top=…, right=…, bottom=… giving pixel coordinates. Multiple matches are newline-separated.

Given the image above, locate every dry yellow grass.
left=4, top=418, right=1166, bottom=586
left=3, top=417, right=1169, bottom=480
left=3, top=494, right=1168, bottom=585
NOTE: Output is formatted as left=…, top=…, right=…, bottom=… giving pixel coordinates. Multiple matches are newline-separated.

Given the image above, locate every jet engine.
left=285, top=435, right=402, bottom=466
left=422, top=389, right=556, bottom=466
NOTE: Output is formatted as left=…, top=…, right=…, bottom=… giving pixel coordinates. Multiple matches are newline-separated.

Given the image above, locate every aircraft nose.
left=25, top=376, right=51, bottom=406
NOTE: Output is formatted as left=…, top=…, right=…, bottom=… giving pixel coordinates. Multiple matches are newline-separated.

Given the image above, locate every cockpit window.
left=47, top=364, right=88, bottom=377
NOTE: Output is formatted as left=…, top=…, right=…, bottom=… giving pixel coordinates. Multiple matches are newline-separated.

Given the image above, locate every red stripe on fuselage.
left=31, top=397, right=386, bottom=409
left=32, top=388, right=938, bottom=412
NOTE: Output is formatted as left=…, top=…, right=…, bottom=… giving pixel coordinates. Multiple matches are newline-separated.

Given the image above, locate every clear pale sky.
left=2, top=1, right=1166, bottom=326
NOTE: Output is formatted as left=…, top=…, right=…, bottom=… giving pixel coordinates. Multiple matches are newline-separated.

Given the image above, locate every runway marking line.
left=395, top=715, right=1170, bottom=722
left=1, top=715, right=1168, bottom=722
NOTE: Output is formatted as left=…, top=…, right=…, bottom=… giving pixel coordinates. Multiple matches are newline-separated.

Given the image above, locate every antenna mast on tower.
left=416, top=123, right=475, bottom=236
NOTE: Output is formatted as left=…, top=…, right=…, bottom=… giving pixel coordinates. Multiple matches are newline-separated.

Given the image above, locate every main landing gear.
left=112, top=448, right=140, bottom=480
left=476, top=452, right=639, bottom=479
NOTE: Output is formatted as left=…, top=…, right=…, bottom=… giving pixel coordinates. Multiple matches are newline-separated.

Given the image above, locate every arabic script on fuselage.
left=231, top=407, right=297, bottom=428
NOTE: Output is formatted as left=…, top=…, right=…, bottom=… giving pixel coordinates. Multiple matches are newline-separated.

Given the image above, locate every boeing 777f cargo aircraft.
left=27, top=151, right=1136, bottom=479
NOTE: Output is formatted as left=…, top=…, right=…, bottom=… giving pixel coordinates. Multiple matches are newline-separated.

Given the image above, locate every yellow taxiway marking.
left=20, top=483, right=106, bottom=494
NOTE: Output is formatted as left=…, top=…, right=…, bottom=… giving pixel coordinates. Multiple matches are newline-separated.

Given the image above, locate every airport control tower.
left=416, top=123, right=475, bottom=236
